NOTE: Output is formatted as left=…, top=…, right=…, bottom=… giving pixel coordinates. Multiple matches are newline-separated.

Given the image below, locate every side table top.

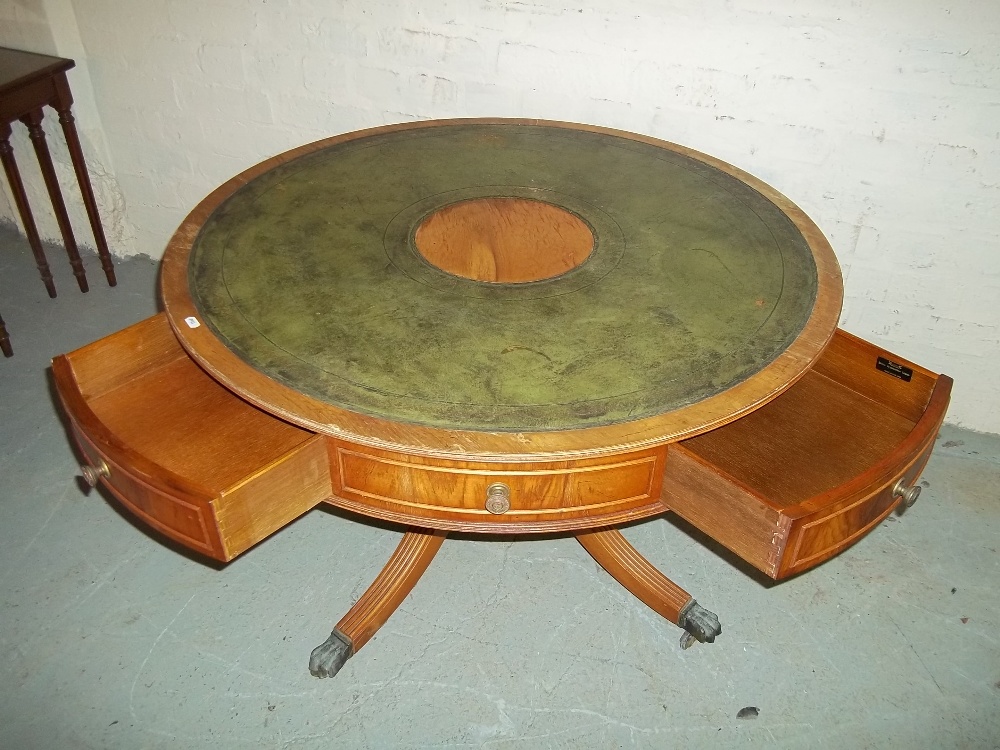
left=162, top=119, right=842, bottom=459
left=0, top=46, right=74, bottom=95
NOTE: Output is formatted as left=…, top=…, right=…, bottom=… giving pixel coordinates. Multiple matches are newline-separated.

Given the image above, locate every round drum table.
left=160, top=119, right=843, bottom=677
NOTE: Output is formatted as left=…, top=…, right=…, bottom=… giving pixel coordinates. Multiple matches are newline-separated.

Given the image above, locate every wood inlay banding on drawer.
left=53, top=314, right=333, bottom=563
left=668, top=329, right=952, bottom=580
left=329, top=441, right=667, bottom=531
left=74, top=425, right=220, bottom=555
left=779, top=434, right=940, bottom=577
left=788, top=485, right=899, bottom=570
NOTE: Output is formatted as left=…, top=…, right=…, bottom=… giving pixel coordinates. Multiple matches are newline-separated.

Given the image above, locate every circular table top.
left=161, top=119, right=842, bottom=460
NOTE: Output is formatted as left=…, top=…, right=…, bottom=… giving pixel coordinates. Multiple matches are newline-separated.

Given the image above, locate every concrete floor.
left=1, top=223, right=998, bottom=749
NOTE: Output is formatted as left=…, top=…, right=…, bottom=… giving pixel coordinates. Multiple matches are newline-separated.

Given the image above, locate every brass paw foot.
left=678, top=600, right=722, bottom=649
left=309, top=629, right=354, bottom=678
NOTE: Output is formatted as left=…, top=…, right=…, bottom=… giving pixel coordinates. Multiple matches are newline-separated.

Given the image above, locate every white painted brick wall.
left=1, top=0, right=998, bottom=433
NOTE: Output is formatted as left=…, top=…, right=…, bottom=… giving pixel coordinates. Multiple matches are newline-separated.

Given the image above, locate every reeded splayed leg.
left=576, top=527, right=721, bottom=649
left=309, top=528, right=447, bottom=678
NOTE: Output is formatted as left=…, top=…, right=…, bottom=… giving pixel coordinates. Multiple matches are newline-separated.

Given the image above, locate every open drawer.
left=663, top=329, right=952, bottom=580
left=52, top=314, right=332, bottom=562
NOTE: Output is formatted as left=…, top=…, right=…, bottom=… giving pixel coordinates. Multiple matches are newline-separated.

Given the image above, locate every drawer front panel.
left=330, top=442, right=666, bottom=530
left=786, top=484, right=899, bottom=573
left=73, top=425, right=224, bottom=558
left=779, top=437, right=936, bottom=578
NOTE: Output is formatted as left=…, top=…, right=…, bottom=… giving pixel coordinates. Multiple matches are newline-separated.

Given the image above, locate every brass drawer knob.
left=81, top=459, right=110, bottom=488
left=485, top=482, right=511, bottom=514
left=892, top=478, right=921, bottom=508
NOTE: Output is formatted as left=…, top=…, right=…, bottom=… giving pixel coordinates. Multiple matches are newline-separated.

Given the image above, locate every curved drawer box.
left=53, top=314, right=332, bottom=562
left=325, top=441, right=668, bottom=533
left=663, top=329, right=952, bottom=580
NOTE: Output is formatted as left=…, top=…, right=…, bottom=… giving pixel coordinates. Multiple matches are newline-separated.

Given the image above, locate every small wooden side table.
left=0, top=46, right=116, bottom=299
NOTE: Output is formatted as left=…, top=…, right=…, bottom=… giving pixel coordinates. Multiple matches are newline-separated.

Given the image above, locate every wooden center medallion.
left=413, top=197, right=594, bottom=283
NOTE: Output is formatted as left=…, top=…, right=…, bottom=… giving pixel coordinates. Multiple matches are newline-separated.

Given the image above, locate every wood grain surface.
left=664, top=330, right=952, bottom=579
left=414, top=196, right=594, bottom=283
left=325, top=439, right=668, bottom=532
left=334, top=528, right=447, bottom=651
left=53, top=314, right=332, bottom=562
left=577, top=527, right=691, bottom=624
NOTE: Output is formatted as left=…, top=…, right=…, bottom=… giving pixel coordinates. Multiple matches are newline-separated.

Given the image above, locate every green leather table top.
left=188, top=122, right=819, bottom=432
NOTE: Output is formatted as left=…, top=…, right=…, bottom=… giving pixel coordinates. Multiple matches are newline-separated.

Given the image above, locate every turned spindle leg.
left=22, top=109, right=88, bottom=293
left=56, top=103, right=116, bottom=287
left=577, top=527, right=721, bottom=649
left=1, top=122, right=56, bottom=298
left=309, top=528, right=447, bottom=678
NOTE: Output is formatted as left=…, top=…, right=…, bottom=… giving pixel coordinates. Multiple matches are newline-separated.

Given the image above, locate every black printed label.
left=876, top=356, right=913, bottom=382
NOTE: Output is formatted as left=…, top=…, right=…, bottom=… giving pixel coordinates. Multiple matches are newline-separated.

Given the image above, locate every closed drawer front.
left=73, top=425, right=224, bottom=558
left=329, top=441, right=666, bottom=532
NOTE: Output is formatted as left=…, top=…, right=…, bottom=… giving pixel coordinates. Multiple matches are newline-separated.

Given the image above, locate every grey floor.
left=1, top=223, right=998, bottom=749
